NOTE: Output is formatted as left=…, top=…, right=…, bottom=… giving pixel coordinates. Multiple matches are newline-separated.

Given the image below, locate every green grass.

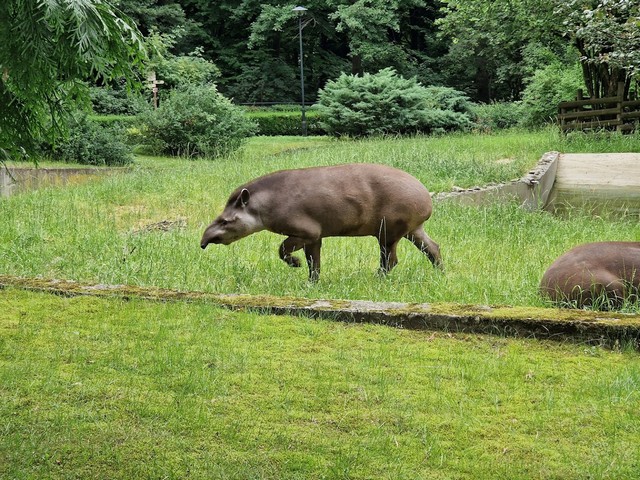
left=1, top=129, right=639, bottom=309
left=1, top=288, right=639, bottom=479
left=2, top=130, right=640, bottom=478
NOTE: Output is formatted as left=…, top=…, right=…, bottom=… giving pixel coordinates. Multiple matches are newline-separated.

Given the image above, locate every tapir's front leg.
left=279, top=236, right=306, bottom=267
left=378, top=238, right=399, bottom=273
left=278, top=236, right=323, bottom=281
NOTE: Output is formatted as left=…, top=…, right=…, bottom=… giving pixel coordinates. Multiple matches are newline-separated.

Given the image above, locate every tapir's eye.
left=220, top=219, right=229, bottom=226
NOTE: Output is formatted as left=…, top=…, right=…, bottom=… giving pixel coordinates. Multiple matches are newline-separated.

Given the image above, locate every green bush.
left=90, top=86, right=147, bottom=116
left=88, top=114, right=139, bottom=127
left=47, top=114, right=133, bottom=166
left=520, top=62, right=583, bottom=127
left=422, top=86, right=475, bottom=117
left=316, top=68, right=473, bottom=137
left=142, top=84, right=256, bottom=158
left=247, top=110, right=325, bottom=136
left=472, top=102, right=524, bottom=131
left=155, top=49, right=221, bottom=89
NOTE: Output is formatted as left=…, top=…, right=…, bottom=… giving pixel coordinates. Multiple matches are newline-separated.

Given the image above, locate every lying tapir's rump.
left=201, top=163, right=442, bottom=281
left=540, top=241, right=640, bottom=309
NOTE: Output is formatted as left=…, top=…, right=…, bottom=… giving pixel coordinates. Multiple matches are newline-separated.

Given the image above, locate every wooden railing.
left=558, top=83, right=640, bottom=133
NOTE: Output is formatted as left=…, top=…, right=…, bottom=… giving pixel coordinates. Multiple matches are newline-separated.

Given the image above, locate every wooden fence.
left=558, top=83, right=640, bottom=133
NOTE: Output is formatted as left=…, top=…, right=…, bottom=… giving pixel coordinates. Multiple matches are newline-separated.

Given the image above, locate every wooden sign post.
left=146, top=71, right=165, bottom=109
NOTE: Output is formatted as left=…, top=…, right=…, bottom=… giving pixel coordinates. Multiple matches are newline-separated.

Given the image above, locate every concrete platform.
left=435, top=152, right=640, bottom=217
left=547, top=153, right=640, bottom=216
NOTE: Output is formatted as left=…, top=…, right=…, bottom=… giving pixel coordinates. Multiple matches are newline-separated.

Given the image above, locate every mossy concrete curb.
left=2, top=275, right=639, bottom=348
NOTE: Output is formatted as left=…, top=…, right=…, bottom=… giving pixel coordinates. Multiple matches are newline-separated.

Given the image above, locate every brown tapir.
left=200, top=163, right=442, bottom=281
left=540, top=241, right=640, bottom=309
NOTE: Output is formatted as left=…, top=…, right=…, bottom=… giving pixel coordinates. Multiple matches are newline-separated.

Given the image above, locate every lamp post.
left=293, top=6, right=308, bottom=136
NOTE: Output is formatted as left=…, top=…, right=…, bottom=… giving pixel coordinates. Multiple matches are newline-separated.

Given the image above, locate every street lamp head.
left=292, top=6, right=307, bottom=15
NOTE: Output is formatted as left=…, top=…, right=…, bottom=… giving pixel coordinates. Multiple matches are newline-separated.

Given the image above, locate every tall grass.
left=1, top=129, right=639, bottom=308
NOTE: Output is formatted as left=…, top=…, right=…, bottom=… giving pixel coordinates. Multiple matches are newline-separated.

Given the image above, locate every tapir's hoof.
left=288, top=256, right=302, bottom=268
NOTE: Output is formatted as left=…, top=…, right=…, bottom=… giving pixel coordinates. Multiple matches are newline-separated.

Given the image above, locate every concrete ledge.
left=1, top=275, right=639, bottom=349
left=434, top=152, right=559, bottom=210
left=1, top=166, right=126, bottom=197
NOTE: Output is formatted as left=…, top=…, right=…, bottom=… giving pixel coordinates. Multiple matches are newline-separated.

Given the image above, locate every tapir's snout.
left=201, top=233, right=225, bottom=249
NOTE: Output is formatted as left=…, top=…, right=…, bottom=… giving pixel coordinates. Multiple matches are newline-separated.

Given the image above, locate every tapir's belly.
left=269, top=196, right=428, bottom=239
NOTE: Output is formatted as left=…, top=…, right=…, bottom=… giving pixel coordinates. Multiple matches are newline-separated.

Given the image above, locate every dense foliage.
left=0, top=0, right=145, bottom=158
left=142, top=84, right=256, bottom=158
left=114, top=0, right=639, bottom=106
left=247, top=110, right=325, bottom=136
left=556, top=0, right=640, bottom=98
left=520, top=63, right=584, bottom=127
left=4, top=0, right=640, bottom=161
left=90, top=86, right=148, bottom=116
left=317, top=68, right=472, bottom=137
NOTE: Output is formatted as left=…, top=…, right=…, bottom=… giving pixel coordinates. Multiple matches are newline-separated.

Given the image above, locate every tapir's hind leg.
left=405, top=227, right=443, bottom=269
left=378, top=238, right=400, bottom=273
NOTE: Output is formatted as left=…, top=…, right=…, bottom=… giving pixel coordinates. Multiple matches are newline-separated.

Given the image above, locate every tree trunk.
left=474, top=60, right=492, bottom=103
left=351, top=54, right=363, bottom=76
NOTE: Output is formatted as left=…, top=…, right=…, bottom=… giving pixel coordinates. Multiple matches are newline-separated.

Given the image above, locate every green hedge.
left=246, top=110, right=325, bottom=136
left=88, top=114, right=140, bottom=127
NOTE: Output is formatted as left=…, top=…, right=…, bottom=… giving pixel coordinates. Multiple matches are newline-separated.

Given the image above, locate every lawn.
left=2, top=129, right=640, bottom=478
left=1, top=288, right=639, bottom=479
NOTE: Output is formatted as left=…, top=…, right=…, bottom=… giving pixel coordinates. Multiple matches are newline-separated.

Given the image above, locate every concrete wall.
left=434, top=151, right=559, bottom=211
left=1, top=167, right=122, bottom=197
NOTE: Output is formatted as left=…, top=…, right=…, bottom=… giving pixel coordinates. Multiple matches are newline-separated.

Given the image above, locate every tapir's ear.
left=238, top=188, right=250, bottom=207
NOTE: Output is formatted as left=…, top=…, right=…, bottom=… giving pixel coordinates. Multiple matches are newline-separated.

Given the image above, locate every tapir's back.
left=242, top=163, right=432, bottom=237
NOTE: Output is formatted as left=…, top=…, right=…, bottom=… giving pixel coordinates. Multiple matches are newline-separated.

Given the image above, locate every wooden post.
left=146, top=71, right=165, bottom=109
left=616, top=82, right=625, bottom=132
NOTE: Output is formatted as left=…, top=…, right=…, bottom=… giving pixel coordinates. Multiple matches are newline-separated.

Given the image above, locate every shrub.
left=422, top=86, right=475, bottom=117
left=88, top=115, right=139, bottom=127
left=46, top=114, right=133, bottom=166
left=142, top=84, right=256, bottom=158
left=472, top=102, right=525, bottom=131
left=89, top=86, right=147, bottom=116
left=247, top=110, right=325, bottom=136
left=316, top=68, right=473, bottom=137
left=520, top=62, right=583, bottom=127
left=155, top=49, right=221, bottom=89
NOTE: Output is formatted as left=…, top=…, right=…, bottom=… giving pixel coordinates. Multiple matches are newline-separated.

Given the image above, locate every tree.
left=437, top=0, right=562, bottom=102
left=178, top=0, right=446, bottom=103
left=116, top=0, right=188, bottom=37
left=555, top=0, right=640, bottom=98
left=0, top=0, right=145, bottom=159
left=437, top=0, right=640, bottom=102
left=329, top=0, right=433, bottom=76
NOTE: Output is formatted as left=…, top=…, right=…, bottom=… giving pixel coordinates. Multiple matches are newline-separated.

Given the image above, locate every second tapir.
left=200, top=163, right=442, bottom=281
